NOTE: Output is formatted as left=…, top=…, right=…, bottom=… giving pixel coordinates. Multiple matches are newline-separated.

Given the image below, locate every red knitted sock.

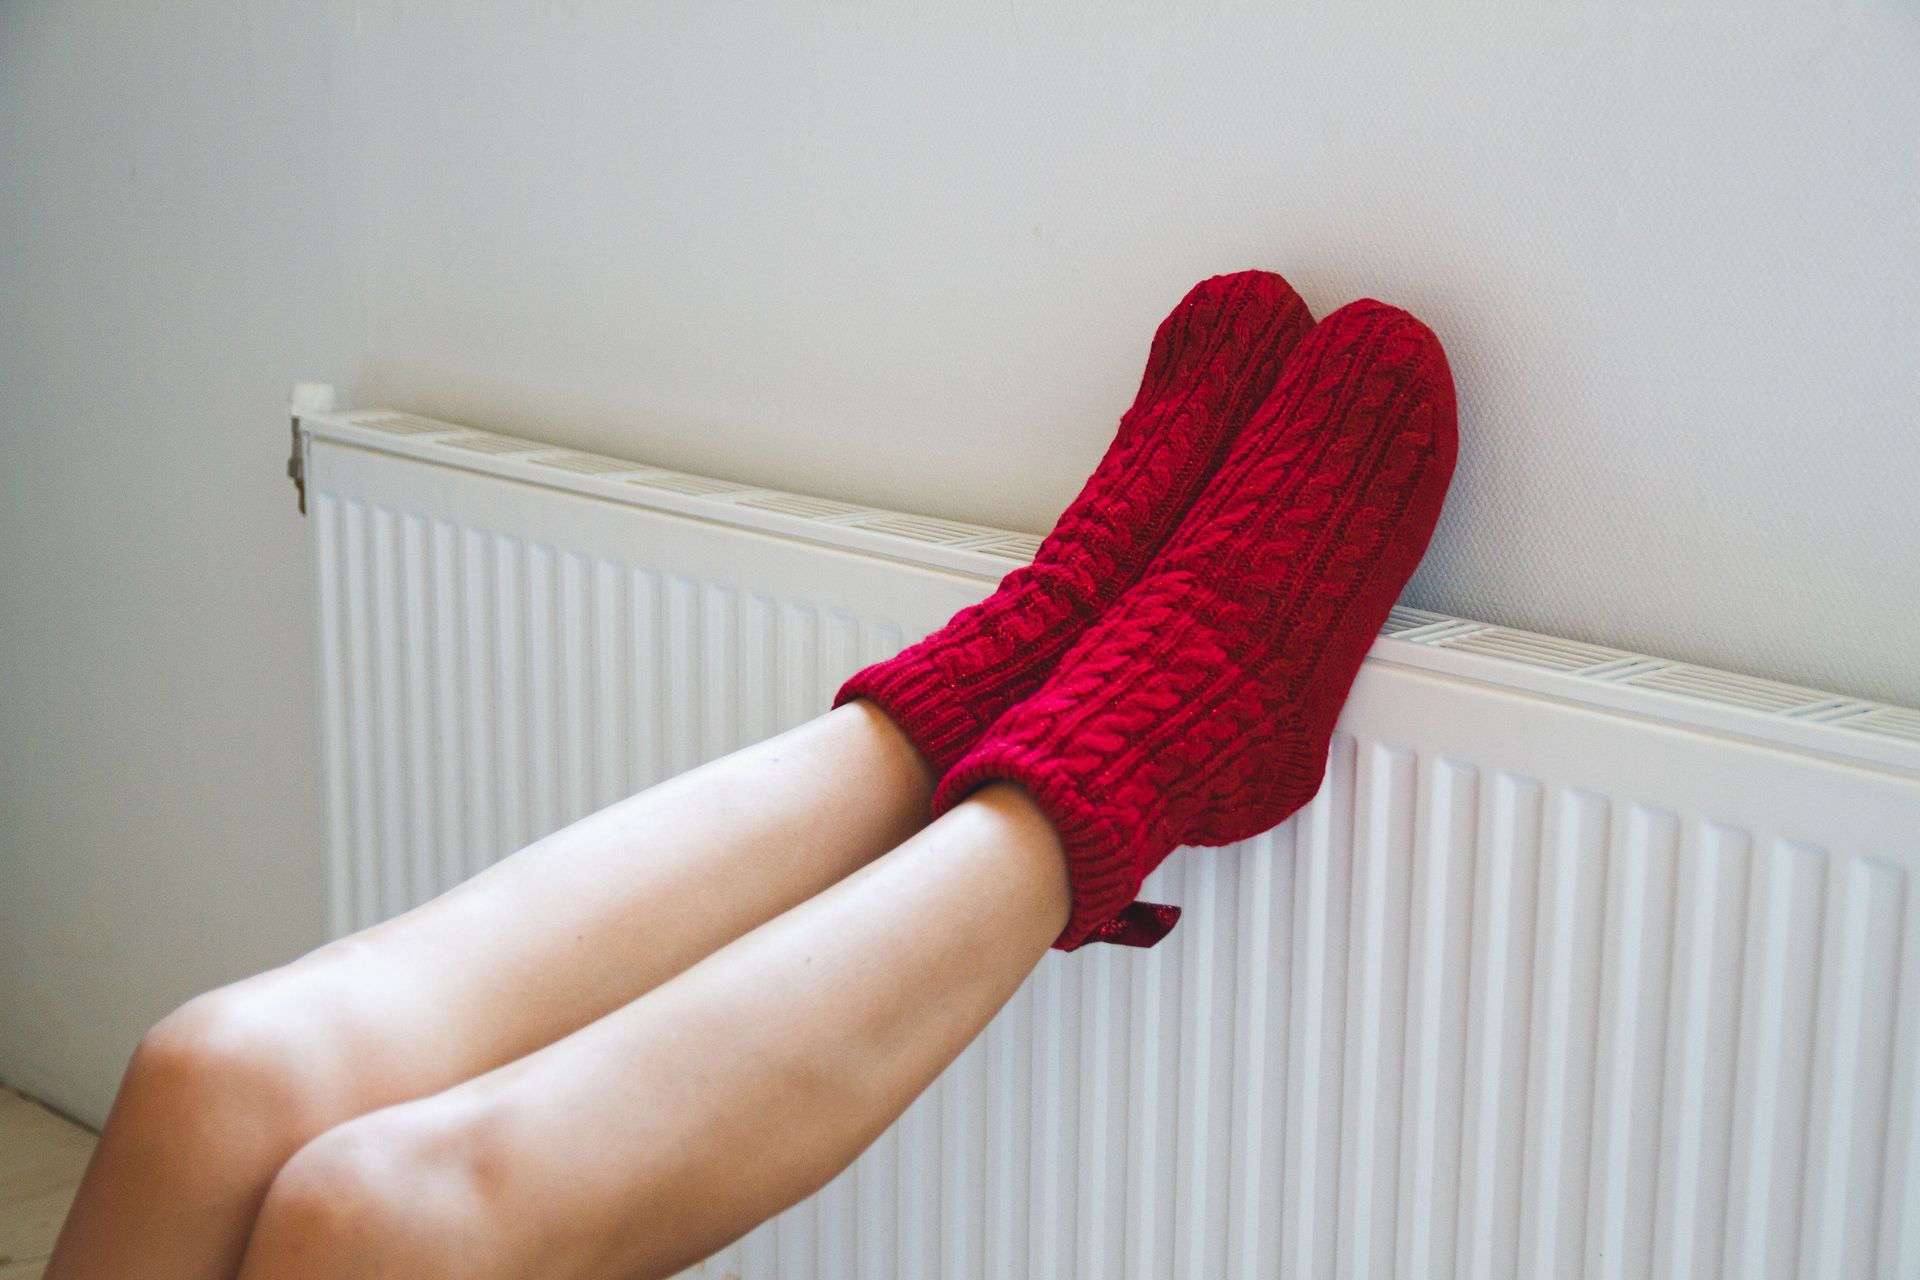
left=833, top=271, right=1314, bottom=774
left=932, top=299, right=1458, bottom=950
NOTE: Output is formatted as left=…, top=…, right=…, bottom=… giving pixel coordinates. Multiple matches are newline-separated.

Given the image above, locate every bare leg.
left=235, top=783, right=1071, bottom=1280
left=44, top=701, right=934, bottom=1280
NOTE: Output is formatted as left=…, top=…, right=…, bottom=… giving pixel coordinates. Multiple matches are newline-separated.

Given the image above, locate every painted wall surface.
left=4, top=1, right=1917, bottom=1124
left=1, top=3, right=345, bottom=1121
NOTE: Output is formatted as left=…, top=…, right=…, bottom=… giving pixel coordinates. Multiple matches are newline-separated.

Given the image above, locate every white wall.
left=1, top=2, right=345, bottom=1121
left=4, top=0, right=1917, bottom=1125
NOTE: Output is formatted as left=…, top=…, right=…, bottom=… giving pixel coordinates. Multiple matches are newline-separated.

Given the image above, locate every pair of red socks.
left=835, top=272, right=1457, bottom=950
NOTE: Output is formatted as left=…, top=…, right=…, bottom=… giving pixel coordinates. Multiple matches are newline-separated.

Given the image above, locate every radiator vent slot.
left=346, top=411, right=465, bottom=437
left=438, top=431, right=549, bottom=456
left=1845, top=706, right=1920, bottom=742
left=624, top=470, right=758, bottom=497
left=730, top=492, right=872, bottom=520
left=528, top=451, right=649, bottom=477
left=1379, top=606, right=1483, bottom=642
left=1432, top=627, right=1632, bottom=672
left=967, top=532, right=1046, bottom=562
left=1382, top=605, right=1451, bottom=633
left=1786, top=699, right=1880, bottom=723
left=841, top=512, right=1000, bottom=545
left=1618, top=664, right=1826, bottom=713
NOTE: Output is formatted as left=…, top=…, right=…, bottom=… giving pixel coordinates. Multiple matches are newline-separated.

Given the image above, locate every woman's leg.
left=44, top=700, right=935, bottom=1280
left=234, top=782, right=1071, bottom=1280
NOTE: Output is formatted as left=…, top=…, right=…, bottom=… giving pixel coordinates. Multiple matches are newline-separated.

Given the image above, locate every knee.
left=240, top=1104, right=503, bottom=1280
left=126, top=980, right=346, bottom=1164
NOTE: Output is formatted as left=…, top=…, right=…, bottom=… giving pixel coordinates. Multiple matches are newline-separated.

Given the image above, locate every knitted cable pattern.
left=831, top=271, right=1314, bottom=774
left=933, top=299, right=1459, bottom=950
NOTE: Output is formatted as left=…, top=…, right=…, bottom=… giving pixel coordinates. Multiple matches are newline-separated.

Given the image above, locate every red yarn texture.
left=933, top=300, right=1459, bottom=951
left=832, top=271, right=1314, bottom=775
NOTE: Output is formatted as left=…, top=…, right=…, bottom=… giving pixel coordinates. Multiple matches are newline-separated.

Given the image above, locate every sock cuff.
left=832, top=654, right=985, bottom=777
left=933, top=732, right=1165, bottom=950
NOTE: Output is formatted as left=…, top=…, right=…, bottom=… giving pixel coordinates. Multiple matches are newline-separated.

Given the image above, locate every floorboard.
left=0, top=1088, right=95, bottom=1280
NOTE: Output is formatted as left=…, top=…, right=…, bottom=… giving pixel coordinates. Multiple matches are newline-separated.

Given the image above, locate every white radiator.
left=294, top=402, right=1920, bottom=1280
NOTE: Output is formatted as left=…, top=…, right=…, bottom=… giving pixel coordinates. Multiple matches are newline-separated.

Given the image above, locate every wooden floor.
left=0, top=1088, right=93, bottom=1279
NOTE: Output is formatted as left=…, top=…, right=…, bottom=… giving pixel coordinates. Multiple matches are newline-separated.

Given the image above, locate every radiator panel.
left=310, top=442, right=983, bottom=935
left=304, top=432, right=1919, bottom=1280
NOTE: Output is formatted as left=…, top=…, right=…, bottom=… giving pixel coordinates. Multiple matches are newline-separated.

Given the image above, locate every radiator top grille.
left=312, top=408, right=1919, bottom=768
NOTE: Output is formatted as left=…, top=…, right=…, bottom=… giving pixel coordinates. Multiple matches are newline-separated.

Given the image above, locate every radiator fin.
left=697, top=754, right=1914, bottom=1280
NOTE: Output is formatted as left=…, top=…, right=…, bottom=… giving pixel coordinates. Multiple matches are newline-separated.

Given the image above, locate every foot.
left=933, top=299, right=1458, bottom=949
left=834, top=270, right=1315, bottom=773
